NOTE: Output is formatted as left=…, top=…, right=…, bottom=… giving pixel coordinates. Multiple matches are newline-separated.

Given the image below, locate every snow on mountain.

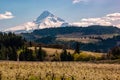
left=4, top=11, right=69, bottom=33
left=34, top=11, right=68, bottom=29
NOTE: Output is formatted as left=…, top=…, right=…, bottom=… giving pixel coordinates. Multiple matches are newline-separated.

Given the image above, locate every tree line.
left=0, top=32, right=24, bottom=60
left=0, top=32, right=120, bottom=61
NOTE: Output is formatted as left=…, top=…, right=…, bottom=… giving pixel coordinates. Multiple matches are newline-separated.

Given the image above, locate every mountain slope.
left=4, top=11, right=69, bottom=33
left=34, top=11, right=68, bottom=29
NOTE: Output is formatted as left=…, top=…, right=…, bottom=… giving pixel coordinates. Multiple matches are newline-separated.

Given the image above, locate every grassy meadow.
left=0, top=62, right=120, bottom=80
left=29, top=47, right=104, bottom=56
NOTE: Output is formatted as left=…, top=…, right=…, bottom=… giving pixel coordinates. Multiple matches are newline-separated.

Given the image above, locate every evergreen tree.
left=29, top=41, right=32, bottom=47
left=108, top=46, right=120, bottom=59
left=67, top=52, right=74, bottom=61
left=8, top=47, right=17, bottom=61
left=19, top=47, right=34, bottom=61
left=0, top=45, right=7, bottom=60
left=60, top=49, right=68, bottom=61
left=36, top=46, right=46, bottom=61
left=0, top=32, right=25, bottom=60
left=74, top=42, right=80, bottom=54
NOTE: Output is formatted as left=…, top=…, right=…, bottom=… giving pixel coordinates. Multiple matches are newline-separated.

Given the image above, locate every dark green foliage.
left=19, top=46, right=47, bottom=61
left=0, top=46, right=17, bottom=61
left=0, top=32, right=25, bottom=61
left=29, top=41, right=32, bottom=47
left=60, top=49, right=73, bottom=61
left=19, top=47, right=34, bottom=61
left=108, top=46, right=120, bottom=59
left=60, top=49, right=68, bottom=61
left=8, top=47, right=17, bottom=61
left=0, top=31, right=47, bottom=61
left=32, top=25, right=120, bottom=36
left=81, top=35, right=120, bottom=52
left=0, top=45, right=7, bottom=60
left=67, top=52, right=74, bottom=61
left=36, top=46, right=46, bottom=61
left=74, top=42, right=80, bottom=54
left=35, top=36, right=56, bottom=44
left=0, top=32, right=24, bottom=48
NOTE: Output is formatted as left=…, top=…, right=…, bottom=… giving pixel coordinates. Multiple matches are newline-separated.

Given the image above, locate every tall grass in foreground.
left=0, top=62, right=120, bottom=80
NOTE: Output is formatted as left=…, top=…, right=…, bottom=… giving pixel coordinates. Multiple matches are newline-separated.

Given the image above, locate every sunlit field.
left=0, top=62, right=120, bottom=80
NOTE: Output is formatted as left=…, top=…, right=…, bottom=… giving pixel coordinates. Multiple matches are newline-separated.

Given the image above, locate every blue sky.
left=0, top=0, right=120, bottom=30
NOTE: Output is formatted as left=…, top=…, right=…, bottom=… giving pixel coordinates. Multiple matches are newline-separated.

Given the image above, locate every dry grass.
left=42, top=48, right=74, bottom=55
left=29, top=47, right=104, bottom=56
left=43, top=48, right=104, bottom=60
left=56, top=37, right=99, bottom=43
left=80, top=51, right=103, bottom=58
left=0, top=62, right=120, bottom=80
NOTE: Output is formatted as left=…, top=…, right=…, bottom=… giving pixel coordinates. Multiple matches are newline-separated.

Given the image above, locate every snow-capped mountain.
left=34, top=11, right=68, bottom=29
left=4, top=11, right=69, bottom=33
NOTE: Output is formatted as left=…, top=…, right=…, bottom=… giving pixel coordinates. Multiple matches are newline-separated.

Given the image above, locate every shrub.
left=73, top=52, right=96, bottom=61
left=60, top=49, right=74, bottom=61
left=19, top=47, right=34, bottom=61
left=108, top=46, right=120, bottom=59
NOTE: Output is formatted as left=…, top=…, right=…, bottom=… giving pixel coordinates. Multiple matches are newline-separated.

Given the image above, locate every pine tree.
left=36, top=46, right=46, bottom=61
left=8, top=47, right=17, bottom=61
left=19, top=47, right=34, bottom=61
left=60, top=49, right=68, bottom=61
left=0, top=45, right=7, bottom=60
left=67, top=52, right=73, bottom=61
left=74, top=42, right=80, bottom=54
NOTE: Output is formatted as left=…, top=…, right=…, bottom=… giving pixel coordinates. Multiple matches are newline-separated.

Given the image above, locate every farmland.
left=0, top=62, right=120, bottom=80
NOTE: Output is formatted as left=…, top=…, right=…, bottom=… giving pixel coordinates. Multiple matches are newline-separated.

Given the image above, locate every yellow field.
left=42, top=47, right=74, bottom=55
left=29, top=47, right=104, bottom=61
left=29, top=47, right=104, bottom=56
left=0, top=62, right=120, bottom=80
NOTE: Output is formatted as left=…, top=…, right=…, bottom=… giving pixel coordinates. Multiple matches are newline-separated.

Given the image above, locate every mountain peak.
left=42, top=10, right=53, bottom=16
left=35, top=11, right=54, bottom=22
left=34, top=11, right=68, bottom=29
left=4, top=11, right=69, bottom=33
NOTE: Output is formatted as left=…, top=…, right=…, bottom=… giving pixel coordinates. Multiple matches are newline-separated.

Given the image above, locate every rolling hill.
left=22, top=25, right=120, bottom=41
left=21, top=25, right=120, bottom=53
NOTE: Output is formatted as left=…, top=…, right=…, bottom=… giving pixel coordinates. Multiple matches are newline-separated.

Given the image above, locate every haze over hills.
left=4, top=11, right=69, bottom=33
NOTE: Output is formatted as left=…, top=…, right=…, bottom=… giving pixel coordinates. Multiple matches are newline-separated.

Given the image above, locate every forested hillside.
left=32, top=25, right=120, bottom=36
left=21, top=25, right=120, bottom=53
